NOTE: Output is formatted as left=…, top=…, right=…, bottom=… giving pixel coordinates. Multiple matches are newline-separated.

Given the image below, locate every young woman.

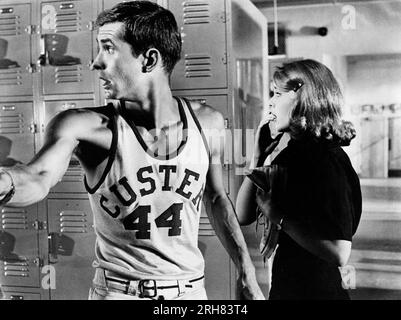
left=236, top=59, right=362, bottom=300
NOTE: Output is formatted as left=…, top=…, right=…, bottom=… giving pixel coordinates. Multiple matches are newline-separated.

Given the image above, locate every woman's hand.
left=255, top=188, right=283, bottom=225
left=252, top=112, right=277, bottom=168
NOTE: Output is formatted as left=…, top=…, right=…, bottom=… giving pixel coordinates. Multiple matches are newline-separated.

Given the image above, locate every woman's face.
left=269, top=84, right=298, bottom=132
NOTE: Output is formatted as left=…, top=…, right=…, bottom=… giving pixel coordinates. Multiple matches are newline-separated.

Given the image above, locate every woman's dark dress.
left=268, top=138, right=362, bottom=300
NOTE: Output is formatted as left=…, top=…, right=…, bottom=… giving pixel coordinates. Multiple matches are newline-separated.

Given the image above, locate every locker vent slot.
left=0, top=69, right=22, bottom=85
left=62, top=159, right=84, bottom=182
left=0, top=112, right=24, bottom=134
left=54, top=66, right=82, bottom=84
left=183, top=1, right=210, bottom=25
left=55, top=11, right=81, bottom=32
left=0, top=15, right=21, bottom=36
left=184, top=54, right=212, bottom=78
left=199, top=215, right=215, bottom=236
left=59, top=210, right=88, bottom=233
left=2, top=260, right=29, bottom=278
left=1, top=208, right=28, bottom=230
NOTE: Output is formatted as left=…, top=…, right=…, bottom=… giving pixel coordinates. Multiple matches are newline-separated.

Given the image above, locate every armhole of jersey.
left=182, top=97, right=211, bottom=160
left=84, top=103, right=119, bottom=194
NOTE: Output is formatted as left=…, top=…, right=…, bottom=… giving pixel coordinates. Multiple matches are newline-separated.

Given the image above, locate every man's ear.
left=142, top=49, right=159, bottom=73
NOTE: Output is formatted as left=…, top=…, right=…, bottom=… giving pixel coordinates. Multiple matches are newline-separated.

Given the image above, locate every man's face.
left=91, top=22, right=146, bottom=100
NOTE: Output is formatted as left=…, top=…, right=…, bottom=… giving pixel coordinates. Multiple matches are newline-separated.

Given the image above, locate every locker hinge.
left=29, top=122, right=38, bottom=134
left=27, top=64, right=36, bottom=74
left=25, top=25, right=37, bottom=35
left=219, top=12, right=227, bottom=23
left=223, top=163, right=231, bottom=171
left=224, top=118, right=230, bottom=129
left=223, top=118, right=231, bottom=171
left=222, top=52, right=228, bottom=65
left=33, top=220, right=47, bottom=230
left=88, top=21, right=95, bottom=31
left=33, top=257, right=44, bottom=267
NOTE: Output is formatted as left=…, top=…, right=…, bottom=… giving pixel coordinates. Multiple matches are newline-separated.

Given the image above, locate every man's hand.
left=236, top=268, right=265, bottom=300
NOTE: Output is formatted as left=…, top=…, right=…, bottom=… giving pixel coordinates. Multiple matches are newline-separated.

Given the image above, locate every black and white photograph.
left=0, top=0, right=400, bottom=309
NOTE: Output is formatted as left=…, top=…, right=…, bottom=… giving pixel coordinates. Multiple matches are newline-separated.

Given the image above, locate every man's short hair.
left=95, top=1, right=181, bottom=75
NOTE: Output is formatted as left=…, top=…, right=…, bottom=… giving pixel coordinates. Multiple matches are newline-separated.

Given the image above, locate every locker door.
left=198, top=199, right=232, bottom=300
left=0, top=205, right=41, bottom=288
left=102, top=0, right=121, bottom=10
left=102, top=0, right=157, bottom=10
left=43, top=100, right=95, bottom=193
left=39, top=1, right=94, bottom=95
left=47, top=199, right=96, bottom=300
left=169, top=0, right=227, bottom=90
left=389, top=117, right=401, bottom=172
left=198, top=232, right=232, bottom=300
left=0, top=4, right=32, bottom=97
left=0, top=102, right=35, bottom=166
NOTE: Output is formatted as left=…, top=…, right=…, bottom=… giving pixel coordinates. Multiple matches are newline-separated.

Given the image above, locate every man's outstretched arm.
left=0, top=110, right=84, bottom=207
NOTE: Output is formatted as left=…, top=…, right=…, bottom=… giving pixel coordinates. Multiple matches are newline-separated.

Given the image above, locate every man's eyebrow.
left=95, top=37, right=115, bottom=45
left=99, top=38, right=115, bottom=44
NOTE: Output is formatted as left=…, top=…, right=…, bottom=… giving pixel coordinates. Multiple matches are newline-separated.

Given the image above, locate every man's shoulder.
left=54, top=104, right=114, bottom=123
left=47, top=104, right=115, bottom=139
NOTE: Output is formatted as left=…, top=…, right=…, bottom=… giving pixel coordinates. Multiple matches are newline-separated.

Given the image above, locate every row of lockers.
left=0, top=0, right=230, bottom=98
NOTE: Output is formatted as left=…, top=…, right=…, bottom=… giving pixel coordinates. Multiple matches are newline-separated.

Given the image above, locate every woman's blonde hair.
left=273, top=59, right=356, bottom=145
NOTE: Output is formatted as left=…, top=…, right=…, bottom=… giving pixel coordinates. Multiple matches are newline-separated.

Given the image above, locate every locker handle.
left=0, top=8, right=13, bottom=14
left=37, top=35, right=49, bottom=67
left=37, top=54, right=48, bottom=67
left=2, top=105, right=15, bottom=111
left=60, top=3, right=74, bottom=10
left=48, top=232, right=59, bottom=264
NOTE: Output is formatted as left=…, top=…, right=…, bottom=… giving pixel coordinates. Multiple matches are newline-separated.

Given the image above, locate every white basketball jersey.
left=85, top=97, right=210, bottom=281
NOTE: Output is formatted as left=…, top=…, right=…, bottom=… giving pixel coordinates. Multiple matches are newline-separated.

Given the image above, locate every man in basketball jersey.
left=0, top=1, right=264, bottom=300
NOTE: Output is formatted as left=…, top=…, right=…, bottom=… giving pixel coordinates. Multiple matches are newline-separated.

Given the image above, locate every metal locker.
left=43, top=100, right=95, bottom=193
left=102, top=0, right=157, bottom=10
left=0, top=204, right=41, bottom=288
left=1, top=290, right=41, bottom=300
left=47, top=198, right=96, bottom=300
left=169, top=0, right=228, bottom=90
left=198, top=202, right=233, bottom=300
left=39, top=0, right=95, bottom=95
left=102, top=0, right=119, bottom=10
left=198, top=235, right=232, bottom=300
left=0, top=102, right=35, bottom=166
left=0, top=3, right=33, bottom=97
